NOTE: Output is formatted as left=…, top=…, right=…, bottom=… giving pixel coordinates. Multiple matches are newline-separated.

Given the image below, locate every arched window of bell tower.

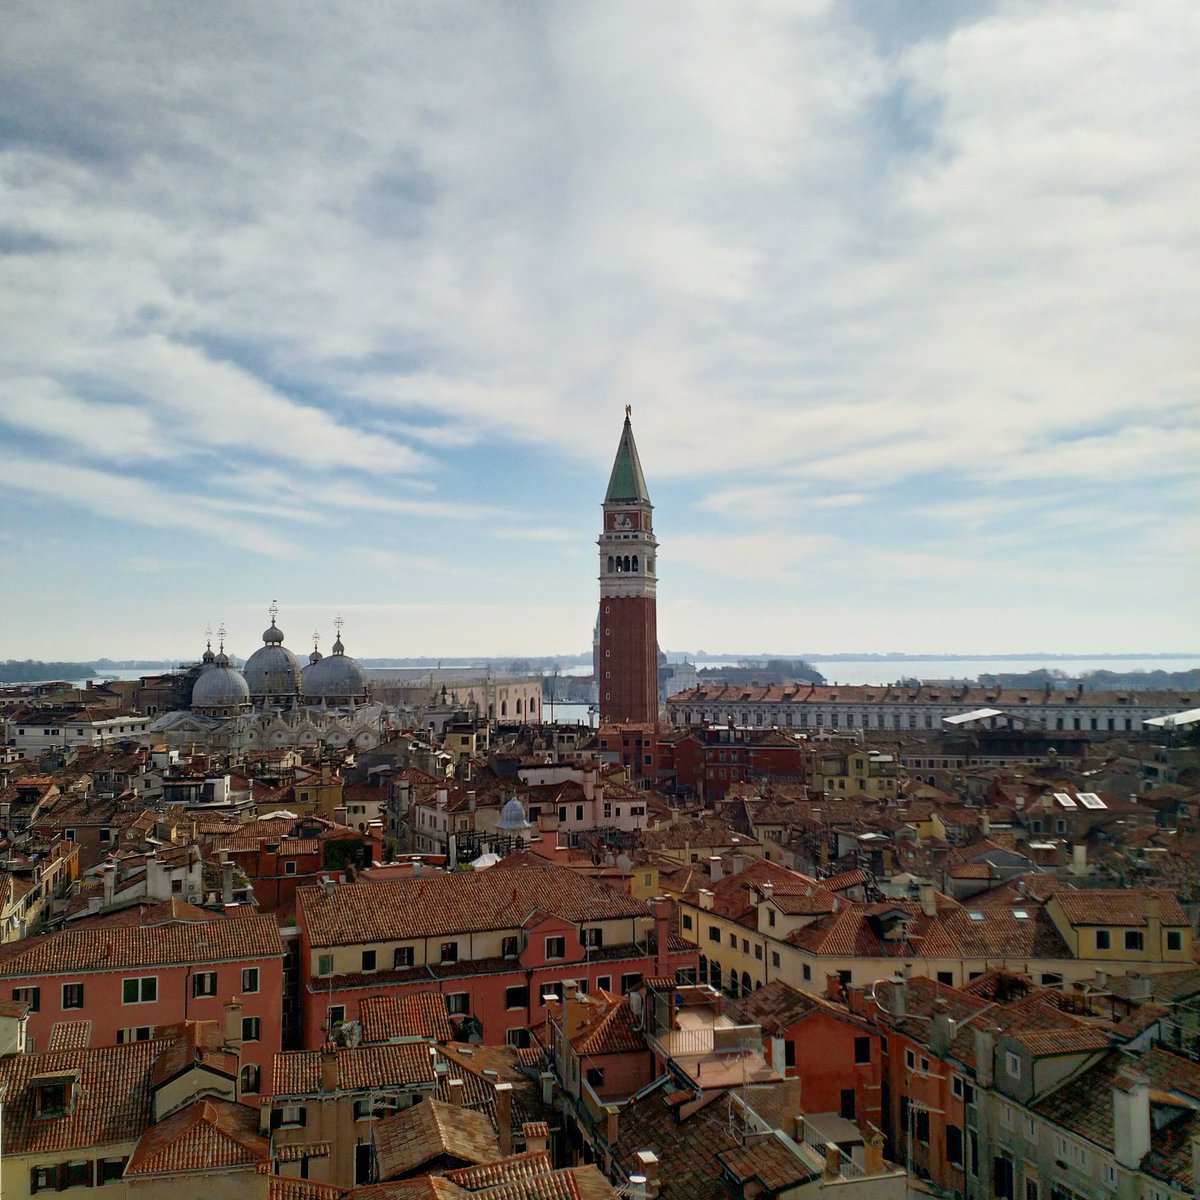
left=607, top=555, right=615, bottom=573
left=631, top=555, right=638, bottom=571
left=623, top=555, right=631, bottom=572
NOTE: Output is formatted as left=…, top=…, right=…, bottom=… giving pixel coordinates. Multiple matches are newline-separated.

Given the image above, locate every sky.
left=0, top=0, right=1196, bottom=663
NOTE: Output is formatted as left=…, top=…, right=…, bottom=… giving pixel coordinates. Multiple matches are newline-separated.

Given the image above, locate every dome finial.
left=268, top=598, right=279, bottom=626
left=205, top=623, right=213, bottom=651
left=332, top=612, right=345, bottom=656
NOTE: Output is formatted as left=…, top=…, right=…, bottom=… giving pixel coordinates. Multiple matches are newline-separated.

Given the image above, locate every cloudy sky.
left=1, top=0, right=1196, bottom=663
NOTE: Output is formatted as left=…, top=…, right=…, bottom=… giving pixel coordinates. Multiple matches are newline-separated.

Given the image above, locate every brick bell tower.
left=598, top=406, right=659, bottom=724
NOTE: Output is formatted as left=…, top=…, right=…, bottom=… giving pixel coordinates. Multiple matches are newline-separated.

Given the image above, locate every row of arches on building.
left=696, top=955, right=760, bottom=1000
left=608, top=554, right=640, bottom=574
left=497, top=697, right=538, bottom=718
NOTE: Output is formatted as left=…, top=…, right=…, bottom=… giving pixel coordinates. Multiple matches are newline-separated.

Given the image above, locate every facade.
left=0, top=902, right=285, bottom=1091
left=597, top=410, right=659, bottom=726
left=294, top=864, right=696, bottom=1049
left=667, top=682, right=1197, bottom=735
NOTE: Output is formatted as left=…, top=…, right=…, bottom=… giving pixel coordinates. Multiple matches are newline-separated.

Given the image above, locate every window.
left=1167, top=930, right=1183, bottom=951
left=327, top=1005, right=345, bottom=1029
left=768, top=909, right=776, bottom=927
left=1124, top=930, right=1144, bottom=952
left=1025, top=1179, right=1040, bottom=1200
left=937, top=970, right=954, bottom=985
left=440, top=941, right=459, bottom=963
left=854, top=1036, right=871, bottom=1064
left=501, top=936, right=518, bottom=959
left=353, top=1098, right=376, bottom=1121
left=754, top=944, right=763, bottom=960
left=596, top=975, right=612, bottom=992
left=728, top=933, right=737, bottom=947
left=242, top=1016, right=261, bottom=1041
left=275, top=1104, right=306, bottom=1128
left=12, top=986, right=40, bottom=1012
left=317, top=953, right=334, bottom=976
left=1024, top=1114, right=1037, bottom=1140
left=284, top=860, right=298, bottom=875
left=99, top=1159, right=127, bottom=1184
left=1095, top=929, right=1111, bottom=950
left=905, top=1049, right=916, bottom=1070
left=361, top=949, right=376, bottom=972
left=61, top=983, right=84, bottom=1010
left=1005, top=1050, right=1021, bottom=1079
left=394, top=946, right=415, bottom=968
left=193, top=971, right=217, bottom=998
left=840, top=1088, right=856, bottom=1119
left=122, top=977, right=157, bottom=1004
left=947, top=1124, right=964, bottom=1165
left=682, top=914, right=693, bottom=931
left=802, top=963, right=811, bottom=981
left=117, top=1026, right=155, bottom=1043
left=506, top=985, right=529, bottom=1010
left=240, top=1064, right=260, bottom=1094
left=506, top=1027, right=531, bottom=1047
left=708, top=926, right=721, bottom=943
left=952, top=1075, right=963, bottom=1099
left=586, top=1066, right=605, bottom=1088
left=445, top=992, right=469, bottom=1015
left=772, top=952, right=780, bottom=968
left=241, top=967, right=260, bottom=993
left=545, top=936, right=565, bottom=960
left=620, top=972, right=641, bottom=994
left=582, top=928, right=604, bottom=950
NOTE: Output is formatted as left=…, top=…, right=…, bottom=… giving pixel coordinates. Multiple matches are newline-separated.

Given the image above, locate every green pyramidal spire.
left=605, top=408, right=652, bottom=503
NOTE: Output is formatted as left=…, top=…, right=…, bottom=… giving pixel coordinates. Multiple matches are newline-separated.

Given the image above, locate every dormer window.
left=32, top=1072, right=78, bottom=1118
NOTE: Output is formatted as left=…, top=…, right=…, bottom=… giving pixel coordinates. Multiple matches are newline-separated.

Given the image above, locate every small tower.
left=597, top=407, right=659, bottom=725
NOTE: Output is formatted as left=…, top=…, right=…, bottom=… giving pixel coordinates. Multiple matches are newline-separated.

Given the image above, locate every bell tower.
left=598, top=407, right=659, bottom=724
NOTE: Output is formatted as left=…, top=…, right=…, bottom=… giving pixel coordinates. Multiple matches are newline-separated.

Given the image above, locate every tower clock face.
left=606, top=510, right=641, bottom=532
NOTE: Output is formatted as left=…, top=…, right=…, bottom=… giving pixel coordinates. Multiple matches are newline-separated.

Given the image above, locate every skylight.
left=968, top=911, right=985, bottom=922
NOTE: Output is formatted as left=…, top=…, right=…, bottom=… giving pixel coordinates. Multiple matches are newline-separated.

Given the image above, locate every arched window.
left=741, top=971, right=752, bottom=997
left=608, top=555, right=614, bottom=572
left=516, top=699, right=522, bottom=714
left=623, top=555, right=631, bottom=572
left=710, top=963, right=721, bottom=992
left=699, top=954, right=709, bottom=984
left=631, top=555, right=638, bottom=571
left=501, top=701, right=507, bottom=716
left=240, top=1064, right=260, bottom=1094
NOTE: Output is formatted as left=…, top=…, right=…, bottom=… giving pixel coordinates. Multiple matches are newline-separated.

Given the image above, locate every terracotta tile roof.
left=611, top=1085, right=740, bottom=1200
left=1108, top=968, right=1200, bottom=1005
left=374, top=1098, right=499, bottom=1179
left=1034, top=1048, right=1200, bottom=1192
left=269, top=1179, right=345, bottom=1200
left=298, top=867, right=649, bottom=948
left=0, top=911, right=282, bottom=977
left=349, top=1181, right=467, bottom=1200
left=1051, top=888, right=1189, bottom=927
left=151, top=1020, right=238, bottom=1088
left=718, top=1136, right=819, bottom=1190
left=817, top=868, right=870, bottom=892
left=358, top=991, right=456, bottom=1044
left=566, top=992, right=645, bottom=1056
left=688, top=859, right=822, bottom=924
left=47, top=1020, right=92, bottom=1050
left=728, top=979, right=829, bottom=1034
left=272, top=1043, right=436, bottom=1096
left=0, top=1038, right=163, bottom=1155
left=125, top=1097, right=267, bottom=1175
left=443, top=1150, right=552, bottom=1188
left=275, top=1141, right=332, bottom=1162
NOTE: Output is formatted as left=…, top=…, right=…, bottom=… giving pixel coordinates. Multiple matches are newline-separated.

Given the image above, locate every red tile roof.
left=272, top=1043, right=436, bottom=1096
left=1050, top=888, right=1189, bottom=927
left=373, top=1098, right=499, bottom=1179
left=125, top=1097, right=267, bottom=1175
left=298, top=867, right=649, bottom=948
left=358, top=991, right=455, bottom=1044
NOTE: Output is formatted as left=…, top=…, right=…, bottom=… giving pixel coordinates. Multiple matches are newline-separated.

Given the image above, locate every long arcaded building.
left=665, top=682, right=1194, bottom=735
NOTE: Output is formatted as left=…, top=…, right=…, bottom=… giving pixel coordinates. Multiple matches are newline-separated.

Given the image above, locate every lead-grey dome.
left=496, top=795, right=532, bottom=832
left=302, top=633, right=367, bottom=704
left=244, top=617, right=301, bottom=701
left=191, top=663, right=250, bottom=711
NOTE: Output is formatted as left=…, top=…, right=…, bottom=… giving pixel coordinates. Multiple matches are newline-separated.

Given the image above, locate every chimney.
left=973, top=1027, right=995, bottom=1088
left=1093, top=969, right=1108, bottom=990
left=865, top=1128, right=885, bottom=1176
left=222, top=860, right=235, bottom=906
left=320, top=1044, right=339, bottom=1093
left=1113, top=1070, right=1151, bottom=1168
left=708, top=856, right=723, bottom=883
left=224, top=998, right=243, bottom=1051
left=635, top=1150, right=661, bottom=1199
left=930, top=998, right=954, bottom=1056
left=888, top=975, right=906, bottom=1019
left=730, top=852, right=745, bottom=876
left=919, top=883, right=937, bottom=918
left=524, top=1121, right=550, bottom=1155
left=1072, top=843, right=1087, bottom=873
left=563, top=981, right=587, bottom=1040
left=770, top=1034, right=787, bottom=1071
left=446, top=1078, right=465, bottom=1106
left=605, top=1104, right=619, bottom=1145
left=698, top=888, right=714, bottom=911
left=494, top=1082, right=514, bottom=1157
left=102, top=864, right=115, bottom=908
left=760, top=881, right=774, bottom=903
left=322, top=875, right=336, bottom=898
left=654, top=895, right=672, bottom=976
left=1129, top=973, right=1153, bottom=1003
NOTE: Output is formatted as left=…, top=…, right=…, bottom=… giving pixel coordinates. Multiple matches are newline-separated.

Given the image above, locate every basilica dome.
left=244, top=614, right=302, bottom=703
left=192, top=662, right=251, bottom=712
left=302, top=631, right=367, bottom=705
